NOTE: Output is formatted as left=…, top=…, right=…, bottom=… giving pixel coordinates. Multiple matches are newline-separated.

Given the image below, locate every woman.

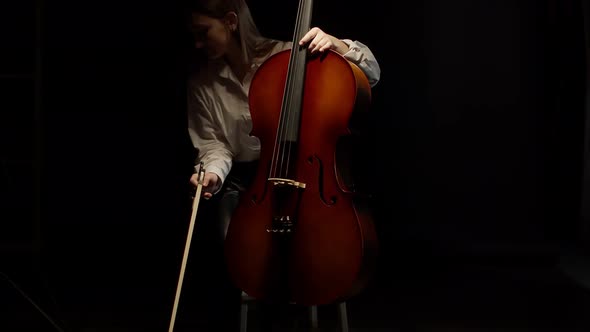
left=185, top=0, right=380, bottom=329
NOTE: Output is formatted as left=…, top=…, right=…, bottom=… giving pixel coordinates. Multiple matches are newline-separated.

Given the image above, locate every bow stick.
left=168, top=162, right=206, bottom=332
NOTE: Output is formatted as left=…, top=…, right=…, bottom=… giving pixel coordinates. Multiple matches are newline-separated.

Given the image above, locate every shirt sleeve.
left=187, top=84, right=233, bottom=192
left=340, top=39, right=381, bottom=88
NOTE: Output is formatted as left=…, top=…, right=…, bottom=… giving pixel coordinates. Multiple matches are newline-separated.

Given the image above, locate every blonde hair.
left=188, top=0, right=275, bottom=65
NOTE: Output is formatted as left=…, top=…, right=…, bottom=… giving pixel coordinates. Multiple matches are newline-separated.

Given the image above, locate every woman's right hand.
left=190, top=172, right=222, bottom=199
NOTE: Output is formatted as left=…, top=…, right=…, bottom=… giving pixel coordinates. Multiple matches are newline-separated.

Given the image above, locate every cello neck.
left=270, top=0, right=313, bottom=179
left=278, top=0, right=313, bottom=142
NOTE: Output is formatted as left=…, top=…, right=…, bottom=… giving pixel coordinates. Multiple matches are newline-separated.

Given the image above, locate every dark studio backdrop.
left=1, top=0, right=590, bottom=331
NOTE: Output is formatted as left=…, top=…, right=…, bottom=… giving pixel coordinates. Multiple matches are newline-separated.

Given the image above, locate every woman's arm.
left=187, top=85, right=233, bottom=195
left=299, top=27, right=381, bottom=87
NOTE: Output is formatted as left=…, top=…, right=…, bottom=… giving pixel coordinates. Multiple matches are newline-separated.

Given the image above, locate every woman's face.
left=190, top=13, right=233, bottom=60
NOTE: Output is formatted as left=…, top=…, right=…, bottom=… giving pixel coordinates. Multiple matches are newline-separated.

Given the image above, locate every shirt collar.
left=213, top=59, right=262, bottom=82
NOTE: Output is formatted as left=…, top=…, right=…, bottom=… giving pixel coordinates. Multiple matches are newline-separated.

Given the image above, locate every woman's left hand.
left=299, top=27, right=350, bottom=55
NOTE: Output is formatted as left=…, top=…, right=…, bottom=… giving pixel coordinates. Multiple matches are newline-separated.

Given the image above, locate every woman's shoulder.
left=254, top=39, right=293, bottom=64
left=187, top=68, right=216, bottom=104
left=266, top=39, right=293, bottom=54
left=188, top=60, right=223, bottom=92
left=187, top=71, right=206, bottom=93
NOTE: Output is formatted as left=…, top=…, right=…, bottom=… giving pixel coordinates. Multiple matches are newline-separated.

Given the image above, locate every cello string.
left=283, top=0, right=309, bottom=179
left=275, top=0, right=305, bottom=179
left=272, top=0, right=298, bottom=179
left=282, top=0, right=305, bottom=179
left=283, top=57, right=299, bottom=179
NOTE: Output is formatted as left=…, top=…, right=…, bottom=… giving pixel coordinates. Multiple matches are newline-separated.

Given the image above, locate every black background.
left=2, top=0, right=590, bottom=331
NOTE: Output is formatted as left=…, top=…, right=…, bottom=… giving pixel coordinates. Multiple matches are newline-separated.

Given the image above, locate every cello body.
left=223, top=48, right=378, bottom=306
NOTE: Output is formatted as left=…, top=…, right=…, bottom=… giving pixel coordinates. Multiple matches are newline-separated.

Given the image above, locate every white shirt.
left=187, top=39, right=381, bottom=187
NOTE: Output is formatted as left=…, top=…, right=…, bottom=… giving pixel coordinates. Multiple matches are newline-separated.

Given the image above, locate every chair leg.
left=309, top=305, right=318, bottom=329
left=240, top=301, right=248, bottom=332
left=240, top=291, right=253, bottom=332
left=337, top=302, right=349, bottom=332
left=240, top=296, right=347, bottom=332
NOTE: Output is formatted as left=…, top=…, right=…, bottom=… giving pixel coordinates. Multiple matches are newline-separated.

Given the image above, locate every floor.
left=4, top=251, right=590, bottom=332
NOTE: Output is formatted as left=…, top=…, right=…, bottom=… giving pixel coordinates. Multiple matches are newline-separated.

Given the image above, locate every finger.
left=310, top=31, right=328, bottom=51
left=307, top=36, right=320, bottom=52
left=311, top=38, right=330, bottom=53
left=312, top=39, right=329, bottom=53
left=190, top=176, right=199, bottom=187
left=299, top=31, right=315, bottom=45
left=299, top=27, right=320, bottom=45
left=318, top=40, right=333, bottom=52
left=203, top=192, right=212, bottom=200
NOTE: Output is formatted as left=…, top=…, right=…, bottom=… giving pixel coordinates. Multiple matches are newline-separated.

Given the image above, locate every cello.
left=224, top=0, right=378, bottom=306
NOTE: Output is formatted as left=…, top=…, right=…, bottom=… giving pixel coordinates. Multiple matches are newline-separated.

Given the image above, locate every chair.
left=239, top=291, right=349, bottom=332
